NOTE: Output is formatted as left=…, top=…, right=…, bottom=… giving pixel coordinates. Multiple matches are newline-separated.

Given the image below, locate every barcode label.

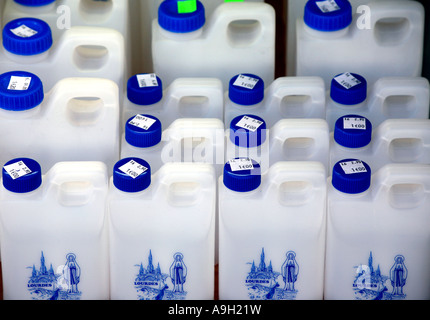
left=4, top=160, right=32, bottom=180
left=8, top=76, right=31, bottom=91
left=316, top=0, right=340, bottom=13
left=229, top=158, right=254, bottom=172
left=235, top=115, right=264, bottom=132
left=343, top=117, right=366, bottom=130
left=129, top=114, right=157, bottom=131
left=10, top=24, right=38, bottom=38
left=334, top=72, right=361, bottom=89
left=339, top=160, right=367, bottom=174
left=136, top=74, right=159, bottom=88
left=233, top=74, right=259, bottom=90
left=118, top=160, right=148, bottom=179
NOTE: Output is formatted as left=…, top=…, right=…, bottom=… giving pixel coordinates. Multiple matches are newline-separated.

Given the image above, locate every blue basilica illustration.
left=246, top=248, right=299, bottom=300
left=353, top=251, right=407, bottom=300
left=134, top=250, right=187, bottom=300
left=27, top=251, right=82, bottom=300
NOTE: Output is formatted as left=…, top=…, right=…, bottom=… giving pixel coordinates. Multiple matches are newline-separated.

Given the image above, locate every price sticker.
left=4, top=160, right=32, bottom=180
left=339, top=160, right=368, bottom=175
left=7, top=76, right=32, bottom=91
left=343, top=117, right=366, bottom=130
left=136, top=74, right=159, bottom=88
left=316, top=0, right=340, bottom=13
left=118, top=160, right=148, bottom=179
left=235, top=115, right=264, bottom=132
left=229, top=158, right=254, bottom=172
left=334, top=72, right=362, bottom=89
left=233, top=74, right=260, bottom=90
left=10, top=24, right=38, bottom=38
left=129, top=115, right=157, bottom=131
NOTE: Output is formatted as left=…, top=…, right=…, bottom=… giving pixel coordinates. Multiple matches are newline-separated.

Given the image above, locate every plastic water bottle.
left=218, top=159, right=327, bottom=300
left=152, top=1, right=275, bottom=88
left=296, top=0, right=424, bottom=86
left=108, top=158, right=216, bottom=300
left=2, top=0, right=129, bottom=54
left=0, top=17, right=125, bottom=92
left=123, top=73, right=224, bottom=129
left=225, top=115, right=330, bottom=174
left=121, top=116, right=225, bottom=177
left=0, top=158, right=109, bottom=300
left=330, top=115, right=430, bottom=172
left=224, top=73, right=326, bottom=129
left=325, top=72, right=430, bottom=130
left=0, top=71, right=120, bottom=173
left=325, top=159, right=430, bottom=300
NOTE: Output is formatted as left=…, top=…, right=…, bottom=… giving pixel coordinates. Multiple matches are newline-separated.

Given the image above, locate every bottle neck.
left=304, top=22, right=349, bottom=40
left=158, top=26, right=203, bottom=41
left=12, top=2, right=56, bottom=14
left=3, top=47, right=50, bottom=64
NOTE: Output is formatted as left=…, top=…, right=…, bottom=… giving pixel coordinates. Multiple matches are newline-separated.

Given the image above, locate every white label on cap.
left=339, top=160, right=367, bottom=174
left=235, top=115, right=264, bottom=132
left=10, top=24, right=38, bottom=38
left=316, top=0, right=340, bottom=13
left=233, top=74, right=259, bottom=90
left=334, top=72, right=361, bottom=89
left=7, top=76, right=32, bottom=91
left=229, top=158, right=254, bottom=172
left=4, top=160, right=32, bottom=180
left=129, top=114, right=157, bottom=131
left=343, top=117, right=366, bottom=130
left=119, top=160, right=148, bottom=179
left=136, top=74, right=159, bottom=88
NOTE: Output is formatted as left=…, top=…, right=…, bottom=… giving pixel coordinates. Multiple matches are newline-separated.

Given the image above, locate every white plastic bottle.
left=108, top=158, right=216, bottom=300
left=0, top=71, right=120, bottom=173
left=218, top=159, right=327, bottom=300
left=121, top=116, right=225, bottom=177
left=123, top=73, right=224, bottom=129
left=0, top=158, right=109, bottom=300
left=325, top=159, right=430, bottom=300
left=226, top=115, right=330, bottom=174
left=0, top=17, right=125, bottom=92
left=330, top=115, right=430, bottom=171
left=224, top=73, right=326, bottom=128
left=152, top=1, right=275, bottom=88
left=296, top=0, right=424, bottom=86
left=325, top=72, right=430, bottom=130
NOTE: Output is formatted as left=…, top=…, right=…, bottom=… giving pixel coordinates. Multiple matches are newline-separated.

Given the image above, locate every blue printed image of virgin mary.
left=170, top=252, right=187, bottom=293
left=281, top=251, right=299, bottom=291
left=390, top=255, right=407, bottom=297
left=62, top=253, right=81, bottom=294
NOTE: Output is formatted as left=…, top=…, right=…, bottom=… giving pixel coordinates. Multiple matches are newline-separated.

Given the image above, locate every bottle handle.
left=368, top=77, right=430, bottom=119
left=264, top=77, right=326, bottom=118
left=206, top=2, right=275, bottom=46
left=369, top=1, right=424, bottom=46
left=153, top=163, right=216, bottom=206
left=45, top=77, right=119, bottom=126
left=53, top=26, right=126, bottom=73
left=163, top=78, right=224, bottom=119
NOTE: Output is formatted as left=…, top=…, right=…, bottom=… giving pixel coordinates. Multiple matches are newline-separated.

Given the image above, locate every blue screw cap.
left=334, top=115, right=372, bottom=148
left=330, top=72, right=367, bottom=105
left=2, top=158, right=42, bottom=193
left=0, top=71, right=44, bottom=111
left=229, top=74, right=265, bottom=106
left=304, top=0, right=352, bottom=31
left=223, top=158, right=261, bottom=192
left=230, top=114, right=267, bottom=148
left=127, top=74, right=163, bottom=106
left=113, top=158, right=152, bottom=193
left=332, top=158, right=371, bottom=194
left=125, top=115, right=163, bottom=148
left=3, top=18, right=53, bottom=55
left=14, top=0, right=56, bottom=6
left=158, top=0, right=205, bottom=33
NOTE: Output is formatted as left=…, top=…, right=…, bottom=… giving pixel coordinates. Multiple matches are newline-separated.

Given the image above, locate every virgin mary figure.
left=169, top=253, right=187, bottom=293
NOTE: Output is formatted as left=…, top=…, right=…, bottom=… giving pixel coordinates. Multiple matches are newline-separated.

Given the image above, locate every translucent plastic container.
left=296, top=0, right=424, bottom=86
left=0, top=71, right=120, bottom=173
left=0, top=159, right=109, bottom=300
left=152, top=1, right=275, bottom=88
left=0, top=17, right=125, bottom=92
left=123, top=73, right=224, bottom=129
left=108, top=158, right=216, bottom=300
left=325, top=72, right=429, bottom=130
left=325, top=159, right=430, bottom=300
left=225, top=115, right=330, bottom=174
left=224, top=73, right=326, bottom=128
left=218, top=160, right=327, bottom=300
left=120, top=116, right=225, bottom=177
left=330, top=115, right=430, bottom=171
